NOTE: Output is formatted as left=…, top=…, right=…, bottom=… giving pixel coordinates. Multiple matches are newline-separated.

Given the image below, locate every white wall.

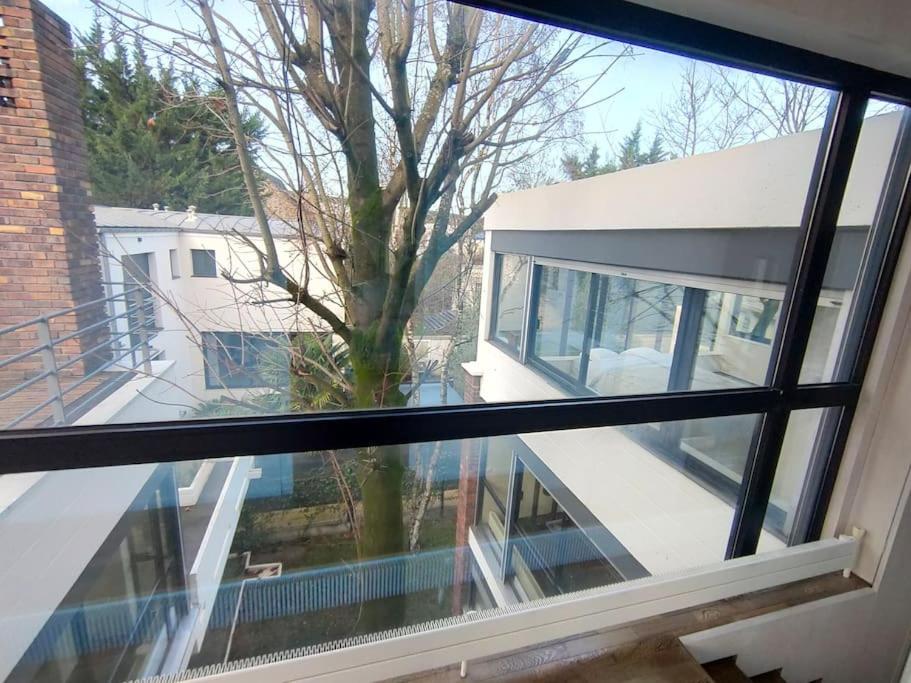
left=75, top=360, right=185, bottom=425
left=484, top=113, right=899, bottom=233
left=681, top=589, right=876, bottom=682
left=186, top=456, right=255, bottom=657
left=100, top=228, right=338, bottom=413
left=824, top=212, right=911, bottom=580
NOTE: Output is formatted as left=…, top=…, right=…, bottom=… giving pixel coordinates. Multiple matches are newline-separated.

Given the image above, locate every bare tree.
left=407, top=224, right=480, bottom=549
left=96, top=0, right=626, bottom=626
left=651, top=60, right=830, bottom=158
left=650, top=61, right=752, bottom=157
left=714, top=68, right=830, bottom=138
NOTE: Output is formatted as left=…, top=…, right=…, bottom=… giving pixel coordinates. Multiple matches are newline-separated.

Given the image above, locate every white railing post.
left=130, top=288, right=153, bottom=374
left=36, top=317, right=66, bottom=425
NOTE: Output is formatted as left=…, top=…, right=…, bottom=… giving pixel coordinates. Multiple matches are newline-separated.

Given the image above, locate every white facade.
left=95, top=207, right=338, bottom=413
left=468, top=113, right=901, bottom=599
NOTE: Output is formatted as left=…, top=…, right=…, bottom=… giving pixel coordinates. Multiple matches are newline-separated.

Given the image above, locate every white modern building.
left=465, top=111, right=904, bottom=602
left=94, top=206, right=336, bottom=413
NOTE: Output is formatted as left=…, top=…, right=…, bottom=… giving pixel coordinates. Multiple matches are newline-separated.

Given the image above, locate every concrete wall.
left=74, top=360, right=185, bottom=425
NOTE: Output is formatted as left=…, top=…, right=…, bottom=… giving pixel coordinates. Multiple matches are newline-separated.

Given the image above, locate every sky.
left=41, top=0, right=780, bottom=174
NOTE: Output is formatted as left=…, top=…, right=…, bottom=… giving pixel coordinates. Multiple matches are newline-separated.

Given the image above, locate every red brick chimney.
left=0, top=0, right=107, bottom=382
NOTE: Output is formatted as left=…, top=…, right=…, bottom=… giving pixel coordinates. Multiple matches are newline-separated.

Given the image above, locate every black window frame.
left=190, top=249, right=217, bottom=278
left=2, top=0, right=911, bottom=566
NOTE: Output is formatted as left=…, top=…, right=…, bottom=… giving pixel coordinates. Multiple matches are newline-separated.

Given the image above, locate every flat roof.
left=93, top=206, right=300, bottom=237
left=484, top=112, right=902, bottom=232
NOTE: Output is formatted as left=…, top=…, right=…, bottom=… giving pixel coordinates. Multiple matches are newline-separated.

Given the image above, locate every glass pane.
left=763, top=408, right=836, bottom=542
left=485, top=259, right=796, bottom=399
left=201, top=332, right=289, bottom=392
left=692, top=290, right=779, bottom=389
left=190, top=249, right=217, bottom=278
left=2, top=416, right=765, bottom=680
left=584, top=275, right=683, bottom=394
left=490, top=254, right=529, bottom=353
left=531, top=267, right=593, bottom=383
left=800, top=102, right=911, bottom=383
left=678, top=414, right=760, bottom=497
left=1, top=0, right=835, bottom=429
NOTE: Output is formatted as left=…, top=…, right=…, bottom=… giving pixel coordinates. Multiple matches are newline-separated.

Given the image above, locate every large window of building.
left=202, top=332, right=287, bottom=389
left=508, top=261, right=791, bottom=397
left=529, top=266, right=594, bottom=385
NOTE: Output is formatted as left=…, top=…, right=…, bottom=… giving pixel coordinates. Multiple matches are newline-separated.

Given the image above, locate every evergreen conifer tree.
left=76, top=22, right=265, bottom=214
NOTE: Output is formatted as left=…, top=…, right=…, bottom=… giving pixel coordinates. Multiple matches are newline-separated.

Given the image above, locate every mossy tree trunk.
left=196, top=0, right=587, bottom=635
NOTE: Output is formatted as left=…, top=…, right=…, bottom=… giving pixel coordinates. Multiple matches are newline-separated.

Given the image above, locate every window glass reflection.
left=490, top=254, right=529, bottom=353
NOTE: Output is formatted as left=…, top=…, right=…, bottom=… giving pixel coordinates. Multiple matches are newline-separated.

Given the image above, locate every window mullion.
left=667, top=287, right=707, bottom=392
left=577, top=273, right=601, bottom=389
left=523, top=263, right=543, bottom=363
left=727, top=89, right=869, bottom=559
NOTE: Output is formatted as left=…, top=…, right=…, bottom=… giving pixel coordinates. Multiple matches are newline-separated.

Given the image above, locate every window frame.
left=526, top=263, right=599, bottom=393
left=190, top=249, right=217, bottom=278
left=169, top=248, right=180, bottom=279
left=2, top=0, right=911, bottom=568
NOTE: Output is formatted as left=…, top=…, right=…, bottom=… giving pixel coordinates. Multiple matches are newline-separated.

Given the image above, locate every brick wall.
left=0, top=0, right=107, bottom=382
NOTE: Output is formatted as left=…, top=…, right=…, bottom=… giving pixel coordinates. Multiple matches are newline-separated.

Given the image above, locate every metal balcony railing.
left=0, top=285, right=158, bottom=429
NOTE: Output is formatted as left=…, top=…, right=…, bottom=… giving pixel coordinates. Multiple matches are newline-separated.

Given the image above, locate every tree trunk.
left=358, top=441, right=407, bottom=631
left=349, top=339, right=409, bottom=631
